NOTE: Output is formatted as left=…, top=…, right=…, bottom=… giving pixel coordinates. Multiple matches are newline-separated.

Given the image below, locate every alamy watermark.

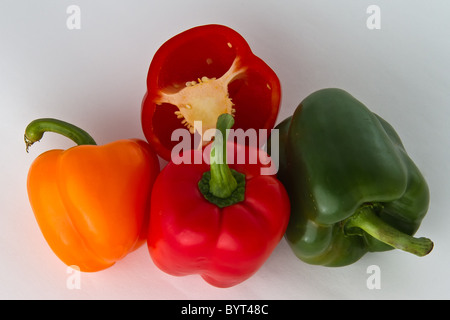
left=66, top=5, right=81, bottom=30
left=367, top=5, right=381, bottom=30
left=65, top=5, right=380, bottom=31
left=170, top=121, right=279, bottom=176
left=366, top=265, right=381, bottom=289
left=66, top=265, right=81, bottom=289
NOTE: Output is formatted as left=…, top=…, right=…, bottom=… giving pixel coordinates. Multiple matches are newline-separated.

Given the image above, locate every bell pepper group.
left=25, top=24, right=434, bottom=288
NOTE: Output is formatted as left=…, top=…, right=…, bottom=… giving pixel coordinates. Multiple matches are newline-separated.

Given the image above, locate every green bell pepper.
left=275, top=88, right=433, bottom=267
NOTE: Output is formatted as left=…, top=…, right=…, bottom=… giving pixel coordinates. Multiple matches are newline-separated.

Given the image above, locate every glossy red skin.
left=147, top=143, right=290, bottom=288
left=141, top=24, right=282, bottom=160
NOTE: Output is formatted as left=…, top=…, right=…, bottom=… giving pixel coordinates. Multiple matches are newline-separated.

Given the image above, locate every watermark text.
left=171, top=121, right=279, bottom=176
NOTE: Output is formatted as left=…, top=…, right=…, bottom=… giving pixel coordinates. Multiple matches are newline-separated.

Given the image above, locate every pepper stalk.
left=24, top=118, right=97, bottom=152
left=344, top=204, right=434, bottom=257
left=198, top=113, right=246, bottom=208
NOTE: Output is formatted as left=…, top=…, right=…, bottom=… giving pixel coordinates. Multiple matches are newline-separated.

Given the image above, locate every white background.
left=1, top=0, right=449, bottom=299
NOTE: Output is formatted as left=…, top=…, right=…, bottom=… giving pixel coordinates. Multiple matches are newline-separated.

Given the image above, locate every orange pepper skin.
left=27, top=139, right=160, bottom=272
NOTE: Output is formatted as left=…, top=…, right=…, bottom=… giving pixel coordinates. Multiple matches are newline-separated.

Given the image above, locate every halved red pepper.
left=147, top=114, right=290, bottom=288
left=141, top=24, right=281, bottom=160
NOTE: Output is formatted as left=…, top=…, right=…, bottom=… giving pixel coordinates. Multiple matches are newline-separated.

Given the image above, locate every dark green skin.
left=276, top=88, right=430, bottom=266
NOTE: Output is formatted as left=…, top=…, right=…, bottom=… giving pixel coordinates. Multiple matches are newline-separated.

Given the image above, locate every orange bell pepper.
left=25, top=118, right=160, bottom=272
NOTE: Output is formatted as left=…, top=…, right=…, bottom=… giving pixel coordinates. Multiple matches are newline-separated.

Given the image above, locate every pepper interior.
left=153, top=35, right=247, bottom=146
left=155, top=58, right=245, bottom=137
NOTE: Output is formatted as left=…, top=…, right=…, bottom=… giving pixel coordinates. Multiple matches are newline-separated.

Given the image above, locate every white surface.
left=1, top=0, right=449, bottom=299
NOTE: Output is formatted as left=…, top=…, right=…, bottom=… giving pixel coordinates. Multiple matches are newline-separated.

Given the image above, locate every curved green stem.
left=24, top=118, right=96, bottom=152
left=344, top=205, right=433, bottom=257
left=198, top=114, right=246, bottom=208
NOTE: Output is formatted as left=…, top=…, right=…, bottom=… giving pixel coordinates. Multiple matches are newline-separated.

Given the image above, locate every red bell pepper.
left=147, top=114, right=290, bottom=288
left=141, top=24, right=281, bottom=160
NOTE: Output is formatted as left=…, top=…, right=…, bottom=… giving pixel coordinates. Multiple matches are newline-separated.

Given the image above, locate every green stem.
left=344, top=205, right=433, bottom=257
left=209, top=114, right=237, bottom=198
left=198, top=114, right=246, bottom=208
left=24, top=118, right=97, bottom=152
